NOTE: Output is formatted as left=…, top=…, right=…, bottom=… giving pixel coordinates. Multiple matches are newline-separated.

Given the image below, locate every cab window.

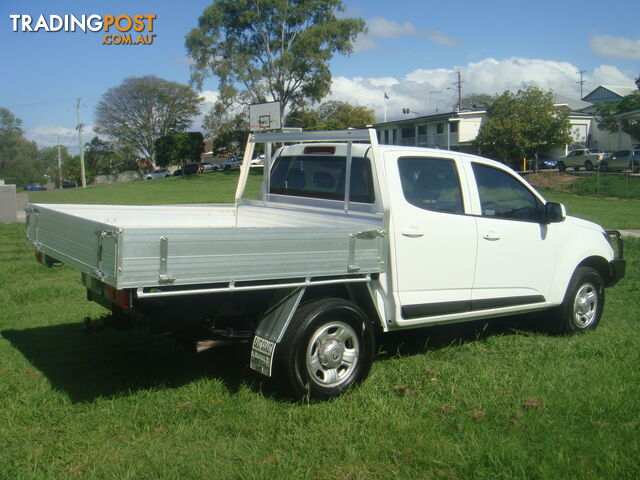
left=472, top=163, right=543, bottom=222
left=270, top=155, right=375, bottom=204
left=398, top=157, right=463, bottom=214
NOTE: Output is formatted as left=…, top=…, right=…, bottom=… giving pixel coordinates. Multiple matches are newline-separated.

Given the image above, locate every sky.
left=0, top=0, right=638, bottom=154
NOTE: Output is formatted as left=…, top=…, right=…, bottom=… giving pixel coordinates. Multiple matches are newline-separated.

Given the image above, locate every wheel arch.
left=300, top=282, right=384, bottom=333
left=578, top=255, right=612, bottom=287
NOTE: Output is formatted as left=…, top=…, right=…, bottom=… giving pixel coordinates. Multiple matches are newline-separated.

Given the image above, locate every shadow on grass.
left=1, top=322, right=253, bottom=403
left=2, top=313, right=548, bottom=403
left=376, top=313, right=548, bottom=359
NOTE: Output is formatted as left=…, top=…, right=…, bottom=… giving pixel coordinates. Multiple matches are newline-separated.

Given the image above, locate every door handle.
left=482, top=231, right=501, bottom=241
left=402, top=228, right=424, bottom=238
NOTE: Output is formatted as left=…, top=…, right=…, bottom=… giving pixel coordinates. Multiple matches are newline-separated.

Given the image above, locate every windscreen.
left=269, top=155, right=374, bottom=204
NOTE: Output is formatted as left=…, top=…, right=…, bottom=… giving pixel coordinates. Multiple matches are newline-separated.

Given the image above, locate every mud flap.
left=250, top=287, right=305, bottom=377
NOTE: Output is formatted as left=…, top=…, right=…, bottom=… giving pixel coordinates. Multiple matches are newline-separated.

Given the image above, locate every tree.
left=38, top=145, right=71, bottom=187
left=594, top=91, right=640, bottom=141
left=474, top=87, right=572, bottom=167
left=0, top=107, right=40, bottom=186
left=185, top=0, right=365, bottom=123
left=286, top=100, right=375, bottom=130
left=155, top=132, right=204, bottom=168
left=95, top=76, right=204, bottom=163
left=460, top=93, right=494, bottom=110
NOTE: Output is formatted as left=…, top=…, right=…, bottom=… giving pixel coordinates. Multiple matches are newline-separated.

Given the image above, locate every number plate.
left=250, top=335, right=276, bottom=377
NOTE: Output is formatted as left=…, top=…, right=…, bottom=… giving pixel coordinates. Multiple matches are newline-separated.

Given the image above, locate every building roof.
left=582, top=85, right=637, bottom=103
left=553, top=93, right=593, bottom=112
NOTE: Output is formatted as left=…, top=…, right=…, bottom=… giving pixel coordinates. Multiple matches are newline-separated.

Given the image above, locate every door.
left=390, top=155, right=478, bottom=321
left=470, top=162, right=557, bottom=306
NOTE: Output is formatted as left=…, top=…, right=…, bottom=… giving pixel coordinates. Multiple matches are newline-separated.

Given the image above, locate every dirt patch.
left=523, top=172, right=574, bottom=191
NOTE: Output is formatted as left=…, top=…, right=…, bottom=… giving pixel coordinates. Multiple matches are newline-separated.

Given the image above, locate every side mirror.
left=545, top=202, right=565, bottom=224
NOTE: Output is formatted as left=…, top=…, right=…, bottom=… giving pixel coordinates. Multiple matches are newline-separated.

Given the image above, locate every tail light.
left=104, top=285, right=130, bottom=309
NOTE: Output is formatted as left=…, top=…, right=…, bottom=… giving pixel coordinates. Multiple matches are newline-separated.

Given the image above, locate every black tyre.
left=558, top=162, right=566, bottom=172
left=584, top=161, right=593, bottom=171
left=553, top=266, right=604, bottom=334
left=224, top=165, right=230, bottom=171
left=276, top=297, right=375, bottom=400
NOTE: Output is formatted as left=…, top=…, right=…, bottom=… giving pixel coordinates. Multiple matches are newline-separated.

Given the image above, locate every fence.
left=524, top=170, right=640, bottom=200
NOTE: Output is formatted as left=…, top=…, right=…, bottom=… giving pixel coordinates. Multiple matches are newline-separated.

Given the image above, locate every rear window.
left=270, top=155, right=375, bottom=204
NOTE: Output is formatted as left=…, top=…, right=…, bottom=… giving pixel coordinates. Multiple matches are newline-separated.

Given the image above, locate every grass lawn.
left=28, top=169, right=264, bottom=205
left=2, top=171, right=639, bottom=479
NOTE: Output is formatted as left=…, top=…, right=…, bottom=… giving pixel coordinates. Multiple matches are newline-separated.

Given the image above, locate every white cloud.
left=329, top=57, right=637, bottom=122
left=425, top=29, right=462, bottom=47
left=367, top=17, right=416, bottom=38
left=353, top=16, right=460, bottom=53
left=26, top=124, right=99, bottom=152
left=590, top=35, right=640, bottom=61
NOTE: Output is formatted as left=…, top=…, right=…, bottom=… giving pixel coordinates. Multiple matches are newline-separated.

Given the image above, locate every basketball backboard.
left=249, top=101, right=282, bottom=131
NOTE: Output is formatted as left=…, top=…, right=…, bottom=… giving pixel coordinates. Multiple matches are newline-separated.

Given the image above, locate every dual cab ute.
left=26, top=129, right=626, bottom=399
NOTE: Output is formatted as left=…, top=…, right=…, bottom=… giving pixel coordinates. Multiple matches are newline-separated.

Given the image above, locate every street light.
left=402, top=108, right=421, bottom=115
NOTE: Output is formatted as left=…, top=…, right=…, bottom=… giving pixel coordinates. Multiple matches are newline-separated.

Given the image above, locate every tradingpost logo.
left=9, top=14, right=157, bottom=45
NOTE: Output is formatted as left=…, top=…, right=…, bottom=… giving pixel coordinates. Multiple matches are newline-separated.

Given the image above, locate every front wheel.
left=553, top=266, right=604, bottom=334
left=276, top=298, right=375, bottom=400
left=584, top=161, right=593, bottom=171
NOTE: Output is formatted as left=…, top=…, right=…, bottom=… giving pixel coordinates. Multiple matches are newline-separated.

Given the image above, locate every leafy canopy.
left=475, top=87, right=572, bottom=166
left=185, top=0, right=365, bottom=121
left=155, top=132, right=205, bottom=168
left=286, top=100, right=375, bottom=130
left=595, top=90, right=640, bottom=141
left=0, top=107, right=40, bottom=186
left=95, top=76, right=203, bottom=163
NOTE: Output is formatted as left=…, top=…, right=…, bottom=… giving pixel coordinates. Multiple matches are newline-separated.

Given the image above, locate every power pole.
left=577, top=70, right=586, bottom=99
left=455, top=71, right=463, bottom=112
left=57, top=135, right=62, bottom=188
left=76, top=98, right=87, bottom=188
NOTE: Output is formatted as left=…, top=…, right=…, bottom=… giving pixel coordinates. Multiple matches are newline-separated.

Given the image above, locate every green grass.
left=28, top=169, right=264, bottom=205
left=2, top=170, right=639, bottom=479
left=571, top=173, right=640, bottom=200
left=541, top=190, right=640, bottom=229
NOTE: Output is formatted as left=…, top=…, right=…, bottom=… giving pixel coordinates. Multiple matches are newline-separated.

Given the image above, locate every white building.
left=375, top=87, right=637, bottom=159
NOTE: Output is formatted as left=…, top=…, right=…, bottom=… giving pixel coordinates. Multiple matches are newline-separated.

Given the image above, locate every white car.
left=142, top=169, right=171, bottom=180
left=251, top=154, right=265, bottom=167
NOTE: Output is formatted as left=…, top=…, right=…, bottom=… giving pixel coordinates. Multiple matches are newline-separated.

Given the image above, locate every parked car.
left=217, top=157, right=242, bottom=171
left=598, top=149, right=640, bottom=173
left=142, top=169, right=171, bottom=180
left=557, top=149, right=604, bottom=171
left=251, top=154, right=265, bottom=167
left=182, top=163, right=200, bottom=175
left=61, top=181, right=76, bottom=189
left=24, top=184, right=46, bottom=191
left=532, top=157, right=557, bottom=170
left=197, top=162, right=215, bottom=172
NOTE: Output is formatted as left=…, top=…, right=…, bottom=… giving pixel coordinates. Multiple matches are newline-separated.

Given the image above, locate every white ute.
left=26, top=129, right=626, bottom=399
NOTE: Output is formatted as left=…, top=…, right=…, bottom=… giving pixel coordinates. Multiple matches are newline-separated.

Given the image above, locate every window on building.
left=436, top=123, right=444, bottom=134
left=449, top=122, right=458, bottom=133
left=418, top=125, right=427, bottom=135
left=402, top=127, right=415, bottom=138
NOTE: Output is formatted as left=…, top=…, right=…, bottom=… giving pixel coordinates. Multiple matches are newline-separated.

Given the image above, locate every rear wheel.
left=558, top=162, right=566, bottom=172
left=276, top=297, right=375, bottom=400
left=551, top=266, right=604, bottom=334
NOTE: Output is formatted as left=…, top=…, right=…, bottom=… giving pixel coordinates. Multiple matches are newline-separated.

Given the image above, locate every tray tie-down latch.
left=348, top=229, right=387, bottom=273
left=158, top=236, right=176, bottom=284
